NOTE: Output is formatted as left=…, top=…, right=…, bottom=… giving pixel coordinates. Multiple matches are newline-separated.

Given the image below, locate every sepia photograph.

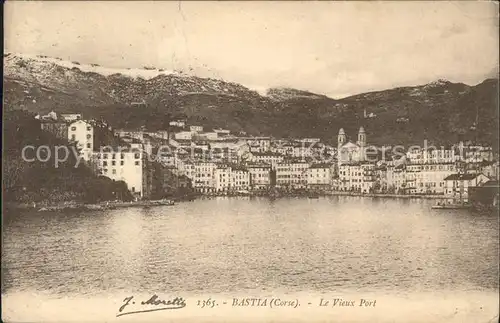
left=2, top=1, right=499, bottom=322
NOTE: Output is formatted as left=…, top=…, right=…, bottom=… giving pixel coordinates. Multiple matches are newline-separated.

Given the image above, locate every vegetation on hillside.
left=3, top=110, right=132, bottom=204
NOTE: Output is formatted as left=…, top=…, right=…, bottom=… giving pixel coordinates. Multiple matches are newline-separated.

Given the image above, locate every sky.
left=4, top=1, right=499, bottom=98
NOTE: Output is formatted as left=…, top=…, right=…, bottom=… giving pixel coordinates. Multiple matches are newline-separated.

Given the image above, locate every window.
left=120, top=161, right=124, bottom=166
left=103, top=169, right=108, bottom=173
left=131, top=187, right=135, bottom=192
left=103, top=154, right=108, bottom=159
left=135, top=161, right=140, bottom=166
left=87, top=126, right=91, bottom=131
left=112, top=169, right=116, bottom=175
left=112, top=161, right=116, bottom=166
left=87, top=143, right=91, bottom=148
left=134, top=153, right=140, bottom=159
left=71, top=134, right=76, bottom=141
left=103, top=161, right=107, bottom=166
left=71, top=127, right=76, bottom=131
left=112, top=154, right=116, bottom=159
left=121, top=153, right=125, bottom=159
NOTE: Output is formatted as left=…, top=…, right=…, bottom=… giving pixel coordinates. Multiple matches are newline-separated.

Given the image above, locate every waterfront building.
left=247, top=163, right=272, bottom=190
left=338, top=162, right=376, bottom=193
left=214, top=164, right=232, bottom=192
left=230, top=165, right=250, bottom=191
left=95, top=145, right=144, bottom=197
left=276, top=159, right=309, bottom=189
left=415, top=163, right=456, bottom=194
left=443, top=173, right=490, bottom=202
left=307, top=163, right=334, bottom=189
left=191, top=162, right=217, bottom=193
left=68, top=119, right=94, bottom=161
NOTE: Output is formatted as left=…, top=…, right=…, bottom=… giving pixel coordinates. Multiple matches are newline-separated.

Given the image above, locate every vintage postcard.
left=2, top=1, right=499, bottom=322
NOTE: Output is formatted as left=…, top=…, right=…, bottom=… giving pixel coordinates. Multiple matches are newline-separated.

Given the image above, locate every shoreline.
left=2, top=192, right=456, bottom=212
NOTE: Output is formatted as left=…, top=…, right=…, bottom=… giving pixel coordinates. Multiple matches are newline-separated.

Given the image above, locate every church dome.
left=339, top=128, right=345, bottom=135
left=359, top=126, right=365, bottom=133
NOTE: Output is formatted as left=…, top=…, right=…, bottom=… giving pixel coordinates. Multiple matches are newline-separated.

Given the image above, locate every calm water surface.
left=3, top=196, right=498, bottom=296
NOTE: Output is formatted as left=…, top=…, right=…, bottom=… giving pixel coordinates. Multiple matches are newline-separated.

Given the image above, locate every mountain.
left=3, top=53, right=499, bottom=148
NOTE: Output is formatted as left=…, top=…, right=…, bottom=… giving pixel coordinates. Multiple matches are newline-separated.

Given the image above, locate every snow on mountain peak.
left=4, top=52, right=178, bottom=80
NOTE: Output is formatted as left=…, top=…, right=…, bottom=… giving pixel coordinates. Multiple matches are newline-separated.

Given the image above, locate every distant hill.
left=3, top=53, right=498, bottom=148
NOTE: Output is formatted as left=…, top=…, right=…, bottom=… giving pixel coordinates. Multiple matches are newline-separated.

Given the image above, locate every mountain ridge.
left=4, top=53, right=499, bottom=148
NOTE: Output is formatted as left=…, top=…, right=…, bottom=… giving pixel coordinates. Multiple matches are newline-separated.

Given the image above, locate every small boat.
left=308, top=193, right=320, bottom=199
left=431, top=202, right=472, bottom=209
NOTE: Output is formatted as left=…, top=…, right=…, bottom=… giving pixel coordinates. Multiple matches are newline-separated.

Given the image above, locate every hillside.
left=3, top=53, right=498, bottom=148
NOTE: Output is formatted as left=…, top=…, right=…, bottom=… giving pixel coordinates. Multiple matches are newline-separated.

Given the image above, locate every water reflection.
left=2, top=197, right=498, bottom=297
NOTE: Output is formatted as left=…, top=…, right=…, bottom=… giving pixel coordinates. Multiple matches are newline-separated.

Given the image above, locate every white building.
left=175, top=131, right=194, bottom=140
left=191, top=162, right=216, bottom=193
left=247, top=163, right=272, bottom=190
left=276, top=160, right=309, bottom=189
left=307, top=163, right=334, bottom=189
left=231, top=166, right=250, bottom=191
left=215, top=164, right=232, bottom=192
left=247, top=152, right=284, bottom=169
left=95, top=146, right=144, bottom=197
left=338, top=162, right=376, bottom=193
left=68, top=120, right=94, bottom=161
left=242, top=137, right=271, bottom=153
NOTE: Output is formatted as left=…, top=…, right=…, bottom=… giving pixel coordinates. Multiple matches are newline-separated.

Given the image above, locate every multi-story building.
left=231, top=165, right=250, bottom=191
left=214, top=164, right=232, bottom=192
left=242, top=137, right=271, bottom=153
left=68, top=120, right=94, bottom=161
left=248, top=152, right=284, bottom=169
left=95, top=145, right=144, bottom=197
left=247, top=163, right=272, bottom=190
left=276, top=159, right=309, bottom=189
left=414, top=163, right=456, bottom=194
left=307, top=163, right=334, bottom=189
left=337, top=162, right=376, bottom=193
left=190, top=162, right=216, bottom=193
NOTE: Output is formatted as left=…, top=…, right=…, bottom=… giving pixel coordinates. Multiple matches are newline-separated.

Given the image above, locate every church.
left=337, top=127, right=367, bottom=165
